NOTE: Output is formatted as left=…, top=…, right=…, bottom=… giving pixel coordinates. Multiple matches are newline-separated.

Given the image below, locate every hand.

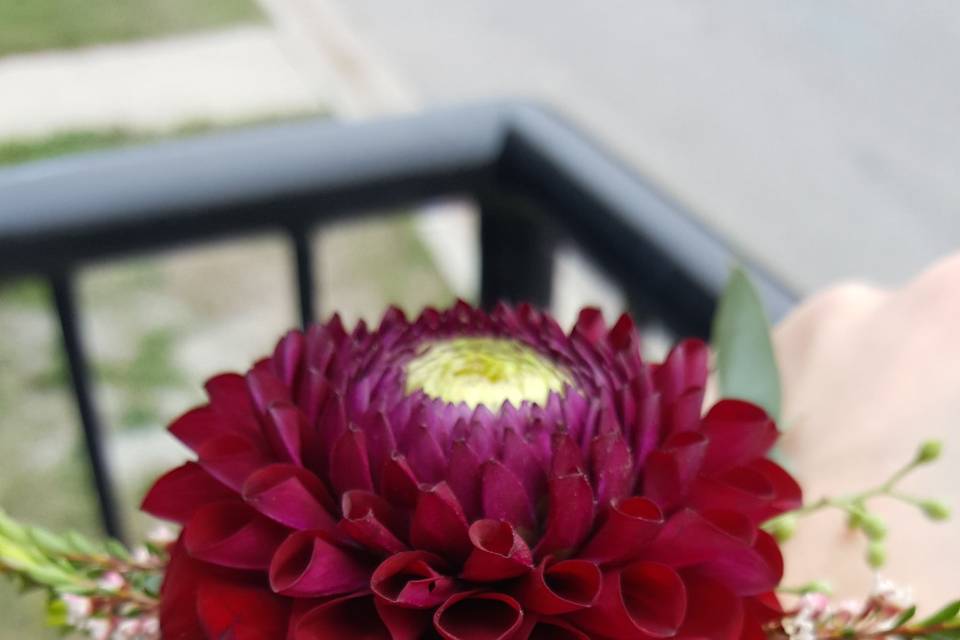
left=774, top=253, right=960, bottom=603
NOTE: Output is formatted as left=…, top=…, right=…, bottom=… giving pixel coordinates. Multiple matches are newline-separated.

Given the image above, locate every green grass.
left=0, top=0, right=263, bottom=57
left=0, top=114, right=325, bottom=167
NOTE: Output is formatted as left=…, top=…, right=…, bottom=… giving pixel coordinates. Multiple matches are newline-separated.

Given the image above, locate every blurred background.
left=1, top=1, right=958, bottom=636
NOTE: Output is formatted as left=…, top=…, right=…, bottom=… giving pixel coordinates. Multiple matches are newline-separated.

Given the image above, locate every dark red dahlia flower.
left=143, top=302, right=801, bottom=639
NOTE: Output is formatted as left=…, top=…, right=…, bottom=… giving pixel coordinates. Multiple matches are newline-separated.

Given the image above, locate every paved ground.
left=0, top=25, right=324, bottom=138
left=322, top=0, right=960, bottom=293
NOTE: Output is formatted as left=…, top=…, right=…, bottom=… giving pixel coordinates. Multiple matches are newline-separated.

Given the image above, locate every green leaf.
left=711, top=266, right=782, bottom=422
left=919, top=600, right=960, bottom=627
left=892, top=605, right=917, bottom=628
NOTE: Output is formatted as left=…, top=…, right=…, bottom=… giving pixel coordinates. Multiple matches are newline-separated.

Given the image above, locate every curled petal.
left=242, top=464, right=336, bottom=531
left=371, top=550, right=457, bottom=608
left=433, top=591, right=524, bottom=640
left=515, top=616, right=590, bottom=640
left=411, top=482, right=472, bottom=563
left=269, top=530, right=370, bottom=598
left=197, top=433, right=273, bottom=492
left=461, top=519, right=533, bottom=582
left=196, top=577, right=289, bottom=640
left=184, top=501, right=286, bottom=570
left=517, top=557, right=601, bottom=615
left=643, top=510, right=782, bottom=595
left=169, top=406, right=235, bottom=452
left=570, top=562, right=686, bottom=638
left=339, top=490, right=408, bottom=555
left=700, top=400, right=778, bottom=474
left=295, top=594, right=390, bottom=639
left=676, top=576, right=744, bottom=640
left=642, top=430, right=708, bottom=511
left=579, top=496, right=663, bottom=565
left=374, top=598, right=434, bottom=640
left=204, top=373, right=255, bottom=419
left=141, top=462, right=233, bottom=524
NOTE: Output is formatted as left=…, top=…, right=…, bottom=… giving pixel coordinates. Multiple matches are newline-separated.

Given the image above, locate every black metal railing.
left=0, top=101, right=795, bottom=541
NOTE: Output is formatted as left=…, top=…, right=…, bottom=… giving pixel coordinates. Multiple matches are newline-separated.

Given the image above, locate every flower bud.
left=764, top=514, right=797, bottom=543
left=867, top=541, right=886, bottom=568
left=860, top=513, right=887, bottom=541
left=920, top=500, right=951, bottom=521
left=916, top=440, right=943, bottom=464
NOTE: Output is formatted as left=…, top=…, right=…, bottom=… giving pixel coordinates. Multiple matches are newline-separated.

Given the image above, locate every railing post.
left=50, top=272, right=124, bottom=541
left=479, top=190, right=556, bottom=310
left=289, top=225, right=318, bottom=328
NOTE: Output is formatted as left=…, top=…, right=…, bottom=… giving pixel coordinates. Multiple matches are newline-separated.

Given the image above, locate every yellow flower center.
left=404, top=337, right=571, bottom=409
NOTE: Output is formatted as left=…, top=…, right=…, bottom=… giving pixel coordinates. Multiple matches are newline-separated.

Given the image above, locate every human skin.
left=774, top=253, right=960, bottom=604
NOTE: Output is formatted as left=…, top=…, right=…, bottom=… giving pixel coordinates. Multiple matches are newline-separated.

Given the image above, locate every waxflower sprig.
left=764, top=439, right=950, bottom=569
left=769, top=580, right=960, bottom=639
left=0, top=508, right=165, bottom=639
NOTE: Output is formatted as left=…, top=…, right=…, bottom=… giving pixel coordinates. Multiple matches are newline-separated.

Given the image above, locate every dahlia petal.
left=665, top=387, right=706, bottom=437
left=579, top=496, right=663, bottom=565
left=184, top=501, right=287, bottom=570
left=273, top=330, right=305, bottom=389
left=551, top=432, right=586, bottom=475
left=406, top=424, right=448, bottom=485
left=317, top=392, right=348, bottom=453
left=141, top=462, right=233, bottom=524
left=461, top=519, right=533, bottom=582
left=607, top=313, right=637, bottom=351
left=246, top=362, right=292, bottom=415
left=196, top=576, right=290, bottom=640
left=687, top=469, right=776, bottom=524
left=371, top=550, right=457, bottom=608
left=205, top=373, right=255, bottom=419
left=517, top=557, right=601, bottom=614
left=411, top=482, right=472, bottom=563
left=363, top=411, right=397, bottom=490
left=264, top=402, right=304, bottom=465
left=339, top=490, right=409, bottom=555
left=675, top=576, right=744, bottom=640
left=590, top=433, right=635, bottom=506
left=197, top=433, right=274, bottom=492
left=296, top=367, right=329, bottom=428
left=382, top=453, right=421, bottom=509
left=749, top=458, right=803, bottom=516
left=501, top=429, right=547, bottom=505
left=294, top=594, right=390, bottom=639
left=269, top=530, right=371, bottom=598
left=446, top=440, right=482, bottom=520
left=329, top=426, right=375, bottom=495
left=643, top=510, right=781, bottom=595
left=654, top=339, right=708, bottom=403
left=642, top=431, right=708, bottom=511
left=570, top=561, right=686, bottom=639
left=374, top=597, right=434, bottom=639
left=700, top=400, right=778, bottom=475
left=433, top=591, right=524, bottom=640
left=534, top=470, right=595, bottom=560
left=242, top=464, right=336, bottom=531
left=481, top=460, right=536, bottom=533
left=515, top=615, right=590, bottom=640
left=169, top=406, right=234, bottom=451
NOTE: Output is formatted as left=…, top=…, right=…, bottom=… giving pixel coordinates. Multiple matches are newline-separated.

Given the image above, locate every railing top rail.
left=0, top=100, right=795, bottom=323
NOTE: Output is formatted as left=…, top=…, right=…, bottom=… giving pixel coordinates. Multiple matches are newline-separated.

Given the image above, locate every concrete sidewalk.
left=311, top=0, right=960, bottom=294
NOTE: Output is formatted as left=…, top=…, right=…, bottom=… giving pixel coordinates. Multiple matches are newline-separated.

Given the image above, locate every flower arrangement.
left=1, top=271, right=956, bottom=639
